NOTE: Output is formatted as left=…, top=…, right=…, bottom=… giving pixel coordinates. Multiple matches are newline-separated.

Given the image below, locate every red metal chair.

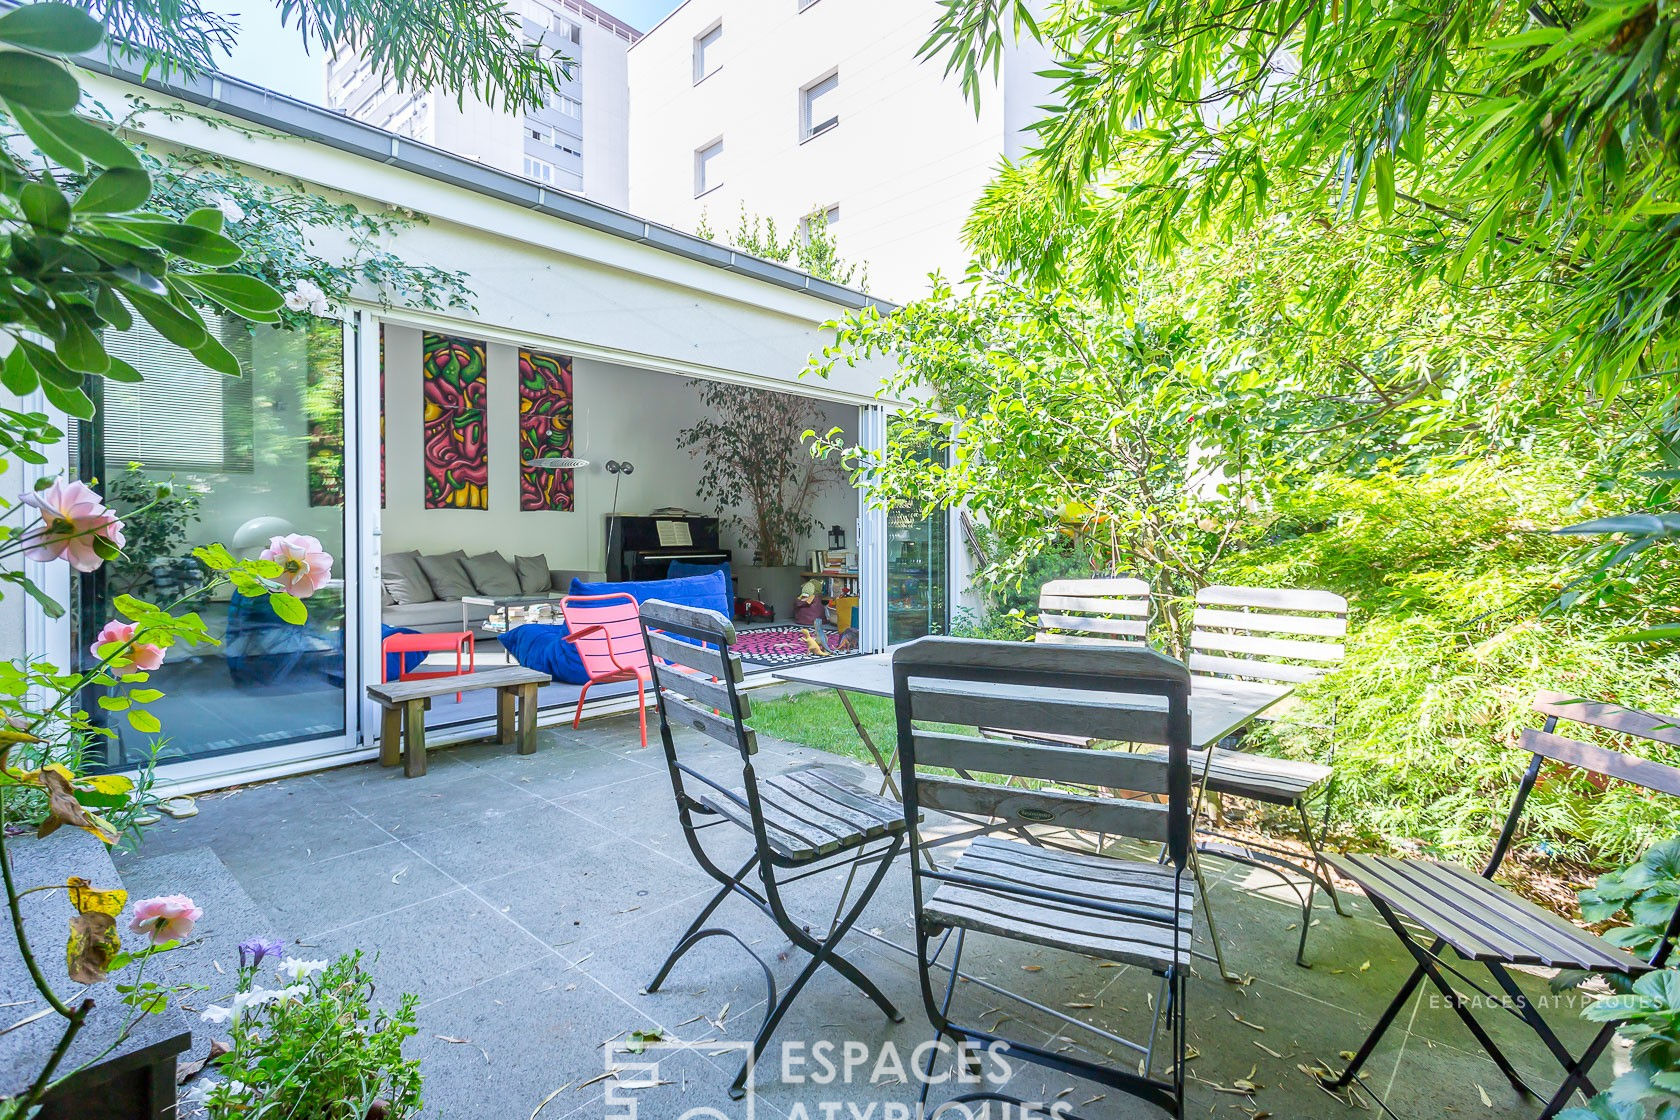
left=561, top=592, right=652, bottom=747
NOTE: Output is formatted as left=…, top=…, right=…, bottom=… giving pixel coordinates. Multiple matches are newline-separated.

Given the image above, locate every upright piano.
left=605, top=515, right=730, bottom=582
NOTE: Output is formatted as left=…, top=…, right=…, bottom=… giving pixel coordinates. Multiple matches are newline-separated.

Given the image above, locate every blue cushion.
left=568, top=570, right=732, bottom=619
left=381, top=624, right=428, bottom=681
left=667, top=558, right=733, bottom=594
left=500, top=621, right=589, bottom=684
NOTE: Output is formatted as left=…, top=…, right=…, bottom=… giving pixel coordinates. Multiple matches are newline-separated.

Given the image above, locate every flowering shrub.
left=187, top=951, right=423, bottom=1120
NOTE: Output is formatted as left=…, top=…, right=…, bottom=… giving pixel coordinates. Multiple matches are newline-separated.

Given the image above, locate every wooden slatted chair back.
left=1485, top=691, right=1680, bottom=967
left=561, top=593, right=652, bottom=677
left=638, top=599, right=754, bottom=760
left=1188, top=584, right=1348, bottom=686
left=891, top=637, right=1194, bottom=868
left=1035, top=577, right=1152, bottom=647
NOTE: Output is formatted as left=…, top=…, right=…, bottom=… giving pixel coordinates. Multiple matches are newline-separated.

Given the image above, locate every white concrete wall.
left=627, top=0, right=1009, bottom=302
left=378, top=327, right=858, bottom=574
left=581, top=18, right=632, bottom=208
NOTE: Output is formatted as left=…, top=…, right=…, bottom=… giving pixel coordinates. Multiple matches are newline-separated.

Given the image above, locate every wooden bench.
left=366, top=666, right=551, bottom=777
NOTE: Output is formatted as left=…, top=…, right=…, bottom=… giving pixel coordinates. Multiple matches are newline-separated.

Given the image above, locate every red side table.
left=382, top=630, right=475, bottom=699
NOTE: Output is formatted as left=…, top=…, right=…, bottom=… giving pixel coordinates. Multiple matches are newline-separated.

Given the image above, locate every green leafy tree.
left=697, top=204, right=867, bottom=289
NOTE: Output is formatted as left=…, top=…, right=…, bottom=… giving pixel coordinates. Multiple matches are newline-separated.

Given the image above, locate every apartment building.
left=324, top=0, right=639, bottom=207
left=625, top=0, right=1055, bottom=300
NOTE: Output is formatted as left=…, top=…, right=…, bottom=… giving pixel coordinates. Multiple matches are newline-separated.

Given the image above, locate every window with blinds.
left=101, top=315, right=255, bottom=473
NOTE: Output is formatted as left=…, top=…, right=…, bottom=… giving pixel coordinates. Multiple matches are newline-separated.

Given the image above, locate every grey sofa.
left=381, top=548, right=605, bottom=637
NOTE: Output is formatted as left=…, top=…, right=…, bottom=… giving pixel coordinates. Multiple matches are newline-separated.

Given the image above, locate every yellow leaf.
left=78, top=774, right=134, bottom=796
left=66, top=876, right=127, bottom=916
left=34, top=768, right=119, bottom=845
left=66, top=910, right=120, bottom=984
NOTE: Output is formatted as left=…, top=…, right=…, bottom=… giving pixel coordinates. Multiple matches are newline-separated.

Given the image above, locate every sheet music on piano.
left=655, top=520, right=694, bottom=548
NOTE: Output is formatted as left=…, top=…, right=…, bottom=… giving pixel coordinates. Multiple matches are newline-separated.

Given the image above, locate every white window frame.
left=557, top=94, right=581, bottom=117
left=801, top=70, right=839, bottom=141
left=694, top=137, right=723, bottom=197
left=693, top=22, right=722, bottom=84
left=523, top=155, right=554, bottom=183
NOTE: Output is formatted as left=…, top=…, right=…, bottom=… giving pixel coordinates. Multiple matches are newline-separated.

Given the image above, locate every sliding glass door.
left=75, top=317, right=350, bottom=769
left=884, top=418, right=949, bottom=643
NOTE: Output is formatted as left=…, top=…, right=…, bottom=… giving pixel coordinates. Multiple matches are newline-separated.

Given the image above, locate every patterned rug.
left=734, top=624, right=848, bottom=666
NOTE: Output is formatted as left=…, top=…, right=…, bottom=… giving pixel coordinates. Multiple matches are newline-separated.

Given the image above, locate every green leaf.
left=189, top=329, right=242, bottom=376
left=108, top=218, right=243, bottom=267
left=1373, top=152, right=1395, bottom=222
left=192, top=543, right=235, bottom=571
left=0, top=345, right=38, bottom=395
left=124, top=290, right=210, bottom=350
left=76, top=166, right=152, bottom=213
left=94, top=287, right=133, bottom=329
left=269, top=592, right=307, bottom=625
left=129, top=689, right=163, bottom=703
left=0, top=4, right=104, bottom=54
left=20, top=177, right=71, bottom=233
left=39, top=379, right=93, bottom=419
left=182, top=206, right=223, bottom=232
left=177, top=272, right=286, bottom=319
left=0, top=49, right=80, bottom=112
left=1, top=571, right=66, bottom=619
left=1611, top=624, right=1680, bottom=644
left=126, top=709, right=161, bottom=735
left=14, top=107, right=140, bottom=172
left=56, top=313, right=109, bottom=374
left=96, top=695, right=131, bottom=711
left=102, top=355, right=143, bottom=383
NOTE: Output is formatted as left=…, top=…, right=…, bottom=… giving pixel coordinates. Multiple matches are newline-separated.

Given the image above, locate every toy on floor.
left=792, top=578, right=826, bottom=626
left=735, top=595, right=773, bottom=623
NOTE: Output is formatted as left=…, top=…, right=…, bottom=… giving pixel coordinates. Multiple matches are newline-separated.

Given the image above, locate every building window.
left=694, top=138, right=723, bottom=196
left=558, top=95, right=581, bottom=117
left=693, top=22, right=722, bottom=83
left=528, top=123, right=554, bottom=144
left=801, top=205, right=839, bottom=240
left=801, top=71, right=839, bottom=140
left=524, top=156, right=554, bottom=183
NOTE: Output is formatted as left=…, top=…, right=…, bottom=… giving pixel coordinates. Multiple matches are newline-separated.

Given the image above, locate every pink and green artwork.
left=422, top=332, right=488, bottom=510
left=519, top=348, right=575, bottom=511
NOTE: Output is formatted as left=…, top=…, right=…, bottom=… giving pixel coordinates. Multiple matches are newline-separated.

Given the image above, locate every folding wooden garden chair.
left=1327, top=691, right=1680, bottom=1118
left=1033, top=576, right=1152, bottom=646
left=637, top=599, right=908, bottom=1099
left=892, top=637, right=1197, bottom=1119
left=1175, top=584, right=1350, bottom=966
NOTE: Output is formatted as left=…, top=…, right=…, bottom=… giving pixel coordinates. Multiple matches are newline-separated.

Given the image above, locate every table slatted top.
left=774, top=651, right=1289, bottom=750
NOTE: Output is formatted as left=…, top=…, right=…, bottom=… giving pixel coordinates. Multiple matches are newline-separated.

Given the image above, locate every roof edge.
left=73, top=51, right=896, bottom=315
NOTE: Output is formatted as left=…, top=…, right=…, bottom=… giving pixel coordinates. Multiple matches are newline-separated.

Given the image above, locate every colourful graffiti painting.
left=518, top=349, right=575, bottom=511
left=422, top=332, right=489, bottom=510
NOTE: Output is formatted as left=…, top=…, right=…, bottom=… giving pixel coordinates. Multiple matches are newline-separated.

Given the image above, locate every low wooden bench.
left=366, top=665, right=552, bottom=777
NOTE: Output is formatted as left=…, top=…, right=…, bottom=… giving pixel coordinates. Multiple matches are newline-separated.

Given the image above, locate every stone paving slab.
left=117, top=708, right=1624, bottom=1119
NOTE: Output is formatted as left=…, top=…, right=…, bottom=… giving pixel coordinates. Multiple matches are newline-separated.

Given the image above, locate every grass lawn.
left=747, top=685, right=893, bottom=768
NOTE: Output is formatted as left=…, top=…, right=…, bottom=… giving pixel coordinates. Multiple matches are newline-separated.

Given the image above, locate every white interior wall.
left=378, top=323, right=858, bottom=574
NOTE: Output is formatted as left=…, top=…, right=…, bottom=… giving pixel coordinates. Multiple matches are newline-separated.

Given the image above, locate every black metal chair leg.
left=1297, top=798, right=1349, bottom=919
left=1367, top=895, right=1534, bottom=1098
left=1329, top=961, right=1427, bottom=1089
left=1486, top=961, right=1597, bottom=1097
left=1538, top=1023, right=1618, bottom=1120
left=645, top=853, right=759, bottom=993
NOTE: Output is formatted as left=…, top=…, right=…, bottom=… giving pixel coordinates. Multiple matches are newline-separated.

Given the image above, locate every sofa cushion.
left=383, top=600, right=492, bottom=631
left=569, top=570, right=732, bottom=619
left=382, top=550, right=435, bottom=605
left=515, top=554, right=551, bottom=595
left=416, top=551, right=475, bottom=601
left=466, top=552, right=521, bottom=597
left=500, top=623, right=587, bottom=684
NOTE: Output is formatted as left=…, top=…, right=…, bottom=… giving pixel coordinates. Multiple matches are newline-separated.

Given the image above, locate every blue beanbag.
left=381, top=624, right=428, bottom=681
left=500, top=621, right=588, bottom=684
left=667, top=557, right=733, bottom=594
left=568, top=569, right=732, bottom=618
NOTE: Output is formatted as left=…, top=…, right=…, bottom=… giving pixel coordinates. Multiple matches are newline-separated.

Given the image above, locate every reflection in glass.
left=76, top=318, right=348, bottom=768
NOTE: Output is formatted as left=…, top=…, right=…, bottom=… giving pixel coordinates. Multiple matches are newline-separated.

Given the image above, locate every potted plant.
left=677, top=381, right=836, bottom=617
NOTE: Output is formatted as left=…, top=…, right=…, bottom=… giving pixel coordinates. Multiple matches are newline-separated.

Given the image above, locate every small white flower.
left=209, top=193, right=244, bottom=223
left=276, top=957, right=327, bottom=982
left=283, top=278, right=329, bottom=315
left=199, top=1003, right=234, bottom=1024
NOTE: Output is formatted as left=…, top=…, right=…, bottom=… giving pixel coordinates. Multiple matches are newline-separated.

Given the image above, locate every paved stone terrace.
left=117, top=692, right=1617, bottom=1119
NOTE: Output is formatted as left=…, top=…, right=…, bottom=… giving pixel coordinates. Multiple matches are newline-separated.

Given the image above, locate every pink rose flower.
left=89, top=619, right=166, bottom=672
left=128, top=895, right=202, bottom=945
left=20, top=480, right=125, bottom=572
left=259, top=533, right=333, bottom=599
